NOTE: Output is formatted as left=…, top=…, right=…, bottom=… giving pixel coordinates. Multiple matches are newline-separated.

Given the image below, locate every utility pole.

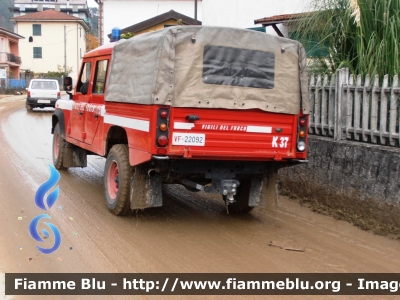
left=194, top=0, right=197, bottom=21
left=64, top=24, right=67, bottom=73
left=99, top=0, right=104, bottom=45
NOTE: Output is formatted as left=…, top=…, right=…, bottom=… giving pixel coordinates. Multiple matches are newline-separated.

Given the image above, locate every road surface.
left=0, top=95, right=399, bottom=299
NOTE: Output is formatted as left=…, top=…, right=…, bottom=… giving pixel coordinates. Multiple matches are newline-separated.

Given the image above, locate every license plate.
left=37, top=100, right=51, bottom=103
left=172, top=133, right=205, bottom=146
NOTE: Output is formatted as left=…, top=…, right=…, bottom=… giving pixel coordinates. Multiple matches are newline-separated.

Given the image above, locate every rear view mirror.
left=64, top=77, right=73, bottom=91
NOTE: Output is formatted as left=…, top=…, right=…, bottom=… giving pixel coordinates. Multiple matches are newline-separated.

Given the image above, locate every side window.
left=33, top=24, right=41, bottom=36
left=93, top=60, right=108, bottom=94
left=76, top=62, right=92, bottom=93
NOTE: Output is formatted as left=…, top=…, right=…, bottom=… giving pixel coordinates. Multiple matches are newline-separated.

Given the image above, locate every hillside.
left=0, top=0, right=13, bottom=31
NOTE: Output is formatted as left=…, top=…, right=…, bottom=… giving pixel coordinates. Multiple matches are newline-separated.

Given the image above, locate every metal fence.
left=309, top=68, right=400, bottom=147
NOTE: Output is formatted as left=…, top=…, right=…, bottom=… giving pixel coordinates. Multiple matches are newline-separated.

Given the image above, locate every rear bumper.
left=26, top=97, right=59, bottom=107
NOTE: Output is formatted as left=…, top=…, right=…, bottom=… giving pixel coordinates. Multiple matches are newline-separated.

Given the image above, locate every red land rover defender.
left=52, top=26, right=309, bottom=215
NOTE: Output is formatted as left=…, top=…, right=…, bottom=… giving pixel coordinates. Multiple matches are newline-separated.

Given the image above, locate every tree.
left=293, top=0, right=400, bottom=78
left=86, top=33, right=99, bottom=51
left=120, top=32, right=135, bottom=39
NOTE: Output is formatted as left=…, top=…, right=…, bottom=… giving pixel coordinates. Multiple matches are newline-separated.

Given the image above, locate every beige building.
left=11, top=10, right=89, bottom=78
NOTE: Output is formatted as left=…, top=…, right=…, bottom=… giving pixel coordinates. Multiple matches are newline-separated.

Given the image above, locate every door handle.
left=78, top=111, right=83, bottom=115
left=186, top=114, right=200, bottom=122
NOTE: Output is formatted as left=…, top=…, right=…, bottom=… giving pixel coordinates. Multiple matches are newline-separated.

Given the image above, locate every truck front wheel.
left=52, top=123, right=66, bottom=170
left=104, top=144, right=132, bottom=215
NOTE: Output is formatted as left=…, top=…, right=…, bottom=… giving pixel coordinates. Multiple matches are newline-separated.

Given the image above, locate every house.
left=10, top=10, right=90, bottom=79
left=95, top=0, right=202, bottom=45
left=0, top=27, right=24, bottom=81
left=10, top=0, right=91, bottom=24
left=118, top=10, right=201, bottom=38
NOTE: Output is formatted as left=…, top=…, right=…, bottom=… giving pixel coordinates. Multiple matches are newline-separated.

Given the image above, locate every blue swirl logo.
left=29, top=165, right=62, bottom=254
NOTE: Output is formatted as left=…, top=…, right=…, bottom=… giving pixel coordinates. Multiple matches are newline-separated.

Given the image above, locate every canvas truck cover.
left=105, top=26, right=309, bottom=115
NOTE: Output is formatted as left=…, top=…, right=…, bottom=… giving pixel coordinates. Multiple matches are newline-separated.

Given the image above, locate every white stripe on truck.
left=104, top=114, right=150, bottom=132
left=174, top=122, right=195, bottom=130
left=246, top=126, right=272, bottom=133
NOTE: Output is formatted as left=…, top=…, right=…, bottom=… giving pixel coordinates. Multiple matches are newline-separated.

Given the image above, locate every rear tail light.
left=156, top=108, right=170, bottom=148
left=160, top=111, right=168, bottom=119
left=57, top=91, right=61, bottom=98
left=297, top=141, right=306, bottom=151
left=27, top=91, right=31, bottom=97
left=158, top=135, right=168, bottom=146
left=297, top=116, right=308, bottom=152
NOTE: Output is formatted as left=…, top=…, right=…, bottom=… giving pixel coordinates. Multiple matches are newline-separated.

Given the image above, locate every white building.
left=202, top=0, right=311, bottom=34
left=11, top=10, right=90, bottom=78
left=95, top=0, right=202, bottom=45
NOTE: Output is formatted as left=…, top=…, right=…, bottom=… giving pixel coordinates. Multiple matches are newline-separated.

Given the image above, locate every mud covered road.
left=0, top=95, right=399, bottom=299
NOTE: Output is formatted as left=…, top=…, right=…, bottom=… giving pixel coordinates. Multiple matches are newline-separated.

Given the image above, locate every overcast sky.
left=87, top=0, right=98, bottom=8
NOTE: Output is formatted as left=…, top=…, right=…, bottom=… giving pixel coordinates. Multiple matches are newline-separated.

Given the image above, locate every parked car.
left=26, top=79, right=61, bottom=111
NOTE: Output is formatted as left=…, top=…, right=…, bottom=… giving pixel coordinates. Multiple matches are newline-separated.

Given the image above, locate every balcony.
left=0, top=52, right=22, bottom=65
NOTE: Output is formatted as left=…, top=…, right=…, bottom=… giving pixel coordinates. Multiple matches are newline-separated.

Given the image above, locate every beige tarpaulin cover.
left=105, top=26, right=309, bottom=115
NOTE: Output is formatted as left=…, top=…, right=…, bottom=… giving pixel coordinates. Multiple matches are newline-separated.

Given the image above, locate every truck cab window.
left=93, top=60, right=108, bottom=94
left=77, top=62, right=92, bottom=93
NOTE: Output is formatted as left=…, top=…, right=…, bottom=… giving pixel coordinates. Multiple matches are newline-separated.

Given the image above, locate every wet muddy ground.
left=0, top=95, right=399, bottom=299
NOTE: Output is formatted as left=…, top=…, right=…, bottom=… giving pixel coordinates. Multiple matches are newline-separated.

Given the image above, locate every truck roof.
left=105, top=25, right=309, bottom=115
left=84, top=42, right=116, bottom=58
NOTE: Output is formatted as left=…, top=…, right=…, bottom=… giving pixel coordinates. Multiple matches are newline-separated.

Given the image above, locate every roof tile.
left=12, top=10, right=82, bottom=21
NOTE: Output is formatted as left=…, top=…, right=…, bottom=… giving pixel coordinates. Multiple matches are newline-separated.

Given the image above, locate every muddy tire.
left=52, top=123, right=66, bottom=170
left=26, top=103, right=33, bottom=112
left=226, top=179, right=254, bottom=214
left=104, top=144, right=132, bottom=216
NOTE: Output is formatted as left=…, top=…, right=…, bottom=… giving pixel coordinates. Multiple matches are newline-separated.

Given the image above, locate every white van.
left=26, top=79, right=60, bottom=111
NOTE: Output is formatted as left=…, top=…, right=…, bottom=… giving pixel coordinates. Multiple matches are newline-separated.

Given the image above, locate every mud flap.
left=248, top=167, right=279, bottom=210
left=130, top=169, right=163, bottom=209
left=63, top=143, right=87, bottom=168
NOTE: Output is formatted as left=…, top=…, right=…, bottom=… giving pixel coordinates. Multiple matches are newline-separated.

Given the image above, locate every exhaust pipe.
left=148, top=169, right=156, bottom=177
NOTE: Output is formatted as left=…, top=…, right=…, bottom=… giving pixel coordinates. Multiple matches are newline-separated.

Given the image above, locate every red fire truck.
left=52, top=26, right=309, bottom=215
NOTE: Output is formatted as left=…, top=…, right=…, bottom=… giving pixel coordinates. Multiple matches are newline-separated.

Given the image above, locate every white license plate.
left=172, top=133, right=205, bottom=146
left=37, top=100, right=51, bottom=103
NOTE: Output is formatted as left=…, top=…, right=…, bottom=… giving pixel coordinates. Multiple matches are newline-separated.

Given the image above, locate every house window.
left=33, top=24, right=41, bottom=36
left=33, top=47, right=42, bottom=58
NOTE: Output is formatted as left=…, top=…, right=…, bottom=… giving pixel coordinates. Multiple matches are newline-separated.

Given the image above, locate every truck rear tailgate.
left=168, top=108, right=297, bottom=160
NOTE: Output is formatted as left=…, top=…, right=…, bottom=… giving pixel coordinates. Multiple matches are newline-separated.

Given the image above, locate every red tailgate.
left=168, top=108, right=297, bottom=160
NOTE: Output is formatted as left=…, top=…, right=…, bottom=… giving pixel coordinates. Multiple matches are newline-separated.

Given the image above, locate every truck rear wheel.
left=26, top=103, right=33, bottom=112
left=226, top=179, right=254, bottom=214
left=52, top=123, right=66, bottom=170
left=104, top=144, right=132, bottom=215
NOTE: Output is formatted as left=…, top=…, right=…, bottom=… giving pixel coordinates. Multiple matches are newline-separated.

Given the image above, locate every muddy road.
left=0, top=95, right=399, bottom=299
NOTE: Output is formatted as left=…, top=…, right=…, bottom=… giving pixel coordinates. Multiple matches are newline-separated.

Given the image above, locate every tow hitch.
left=212, top=179, right=240, bottom=202
left=181, top=178, right=240, bottom=202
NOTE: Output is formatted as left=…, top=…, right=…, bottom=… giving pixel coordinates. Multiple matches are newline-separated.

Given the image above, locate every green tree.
left=293, top=0, right=400, bottom=78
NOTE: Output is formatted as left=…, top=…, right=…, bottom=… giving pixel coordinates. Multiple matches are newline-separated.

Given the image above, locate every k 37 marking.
left=272, top=136, right=289, bottom=148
